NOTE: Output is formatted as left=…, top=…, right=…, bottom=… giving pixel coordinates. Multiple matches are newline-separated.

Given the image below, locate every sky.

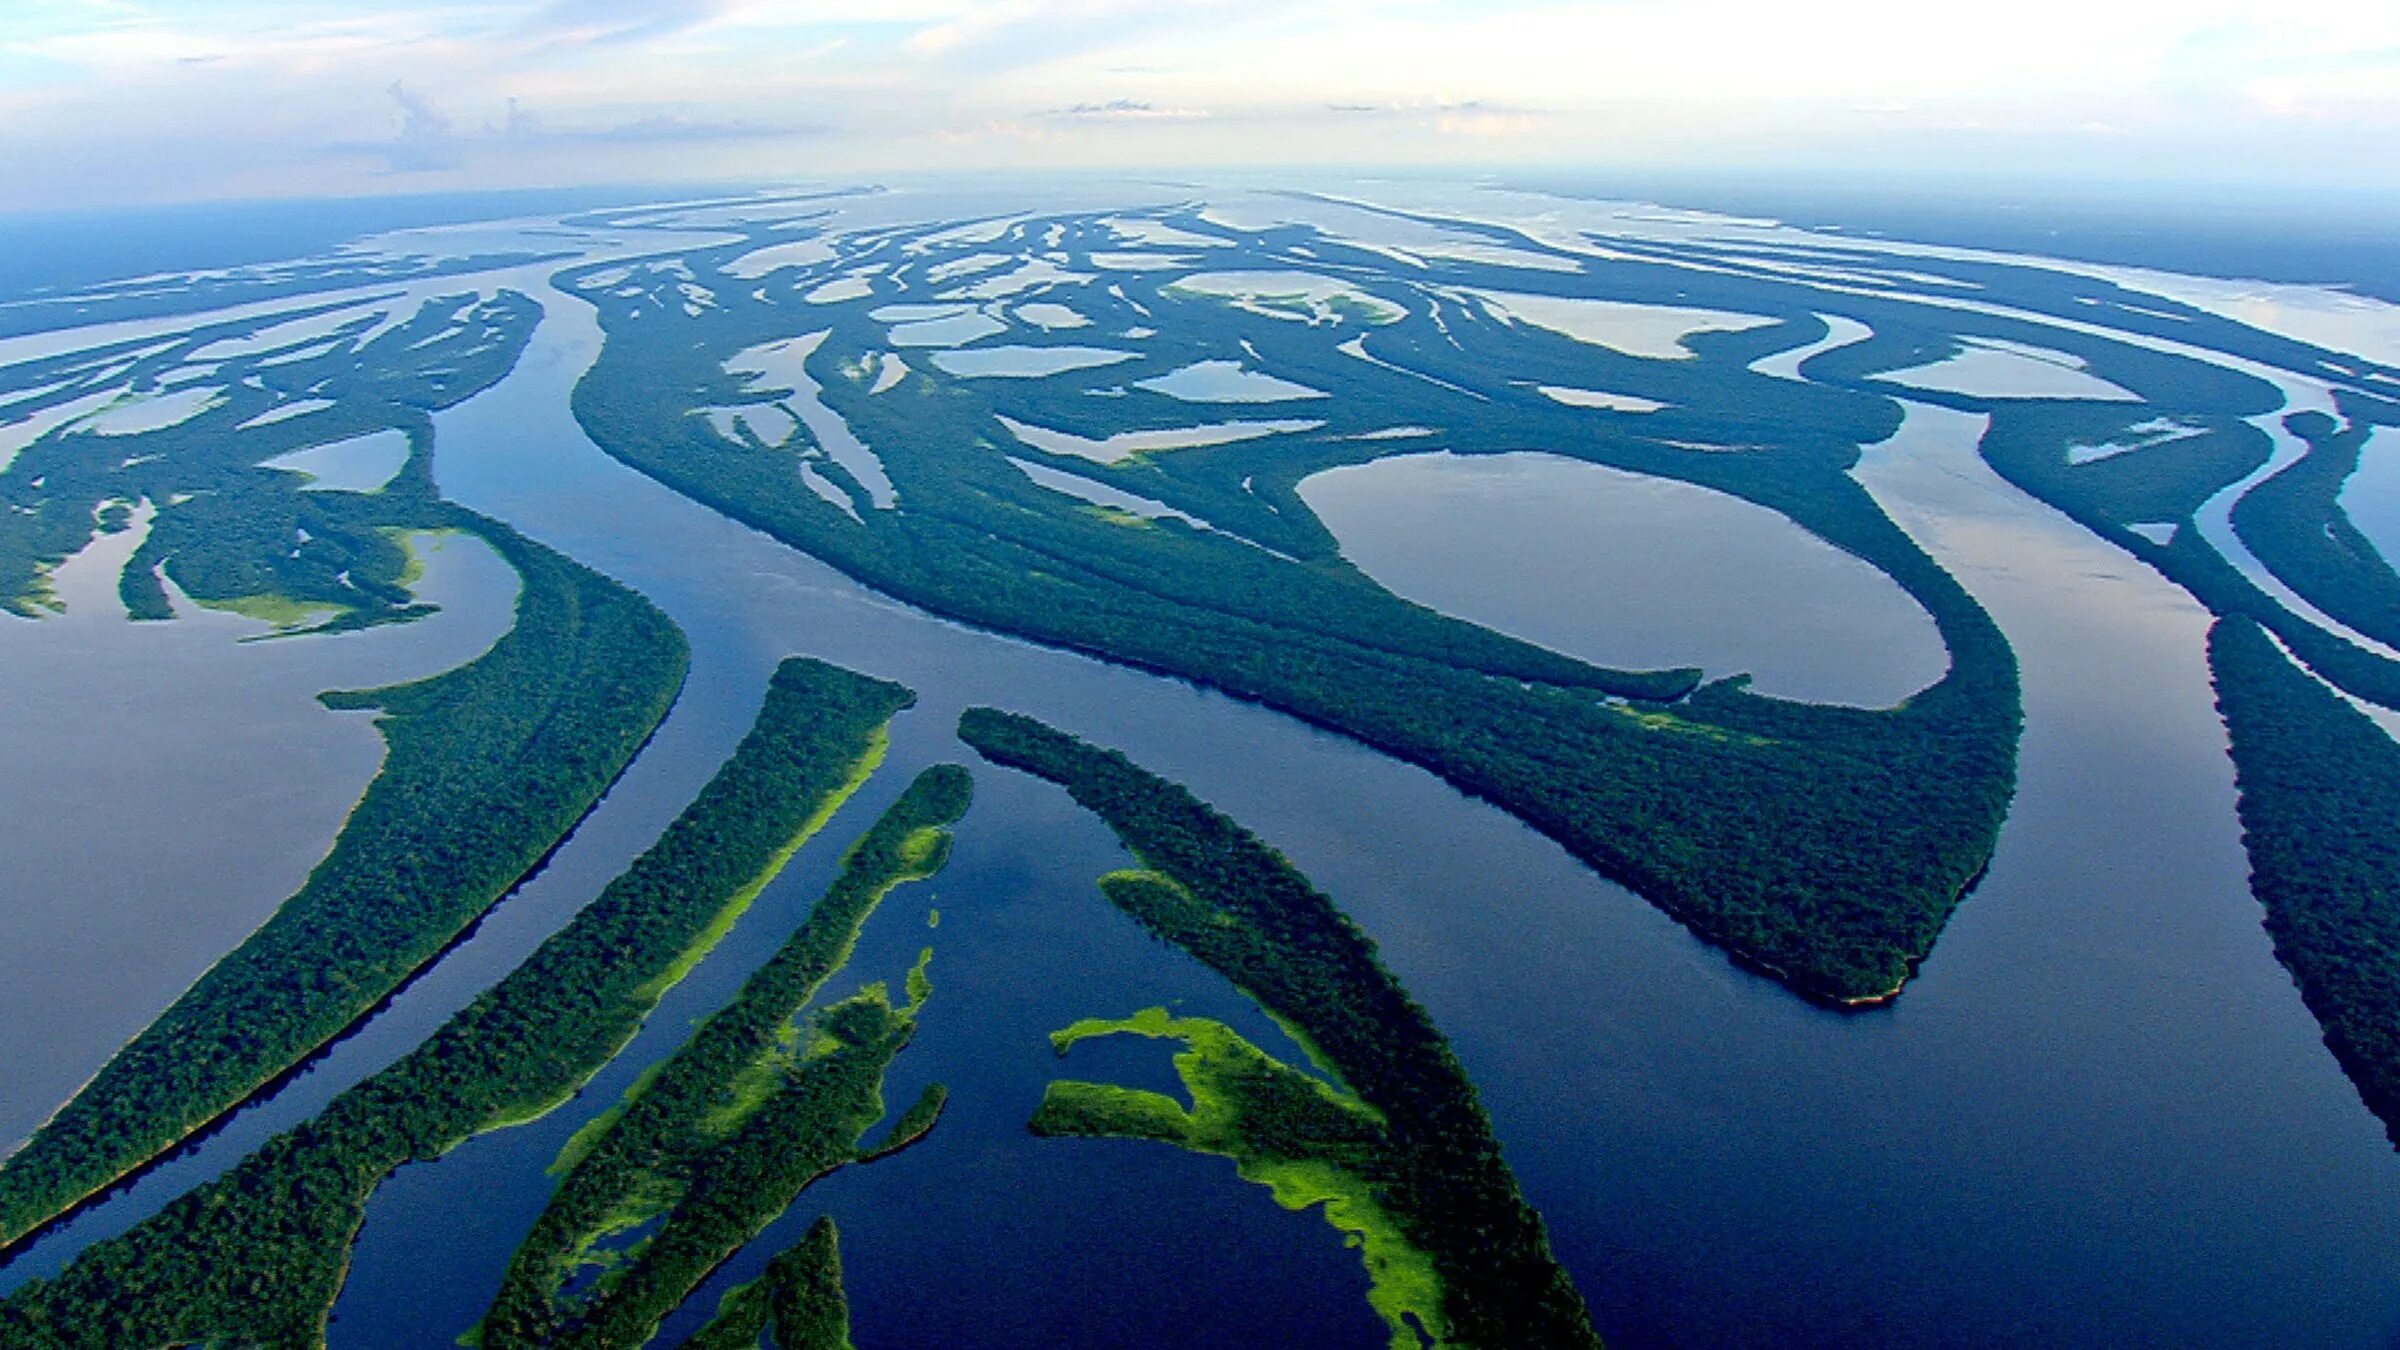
left=3, top=0, right=2397, bottom=211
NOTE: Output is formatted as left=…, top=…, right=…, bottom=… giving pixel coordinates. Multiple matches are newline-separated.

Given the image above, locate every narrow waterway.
left=6, top=195, right=2400, bottom=1349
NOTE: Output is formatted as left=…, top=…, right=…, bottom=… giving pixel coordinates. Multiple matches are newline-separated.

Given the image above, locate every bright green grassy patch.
left=1036, top=1010, right=1443, bottom=1349
left=477, top=764, right=971, bottom=1350
left=191, top=588, right=347, bottom=629
left=0, top=658, right=914, bottom=1348
left=382, top=525, right=466, bottom=590
left=633, top=731, right=890, bottom=1005
left=1600, top=700, right=1754, bottom=742
left=905, top=946, right=935, bottom=1008
left=1078, top=503, right=1155, bottom=528
left=962, top=709, right=1601, bottom=1348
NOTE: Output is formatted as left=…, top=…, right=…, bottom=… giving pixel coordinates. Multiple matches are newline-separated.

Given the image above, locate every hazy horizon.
left=5, top=0, right=2396, bottom=212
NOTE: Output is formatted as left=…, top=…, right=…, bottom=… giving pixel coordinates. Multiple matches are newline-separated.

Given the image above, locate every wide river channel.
left=3, top=202, right=2398, bottom=1347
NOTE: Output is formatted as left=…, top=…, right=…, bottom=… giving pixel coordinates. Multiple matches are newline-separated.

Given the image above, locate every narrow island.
left=1981, top=395, right=2400, bottom=708
left=959, top=706, right=1604, bottom=1349
left=2211, top=617, right=2400, bottom=1145
left=1984, top=398, right=2400, bottom=1140
left=0, top=291, right=692, bottom=1257
left=567, top=220, right=2024, bottom=1006
left=0, top=658, right=917, bottom=1347
left=1036, top=1007, right=1446, bottom=1345
left=677, top=1216, right=855, bottom=1350
left=479, top=763, right=970, bottom=1349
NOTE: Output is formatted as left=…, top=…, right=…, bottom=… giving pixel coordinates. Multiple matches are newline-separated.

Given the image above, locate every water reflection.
left=0, top=516, right=517, bottom=1154
left=1300, top=449, right=1949, bottom=707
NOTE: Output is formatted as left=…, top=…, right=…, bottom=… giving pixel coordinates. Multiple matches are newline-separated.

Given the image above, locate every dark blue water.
left=9, top=184, right=2400, bottom=1348
left=333, top=760, right=1381, bottom=1349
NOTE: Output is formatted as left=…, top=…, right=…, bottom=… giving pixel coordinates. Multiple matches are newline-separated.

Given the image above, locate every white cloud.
left=0, top=0, right=2392, bottom=207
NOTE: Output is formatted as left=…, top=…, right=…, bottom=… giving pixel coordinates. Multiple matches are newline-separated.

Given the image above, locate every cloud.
left=904, top=0, right=1270, bottom=74
left=533, top=112, right=814, bottom=143
left=1038, top=98, right=1207, bottom=120
left=3, top=0, right=2397, bottom=208
left=515, top=0, right=743, bottom=47
left=1300, top=98, right=1548, bottom=136
left=382, top=81, right=461, bottom=172
left=330, top=87, right=814, bottom=174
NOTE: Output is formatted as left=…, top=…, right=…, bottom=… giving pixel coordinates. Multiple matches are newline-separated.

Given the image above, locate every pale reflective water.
left=0, top=519, right=517, bottom=1155
left=1300, top=449, right=1950, bottom=706
left=5, top=183, right=2400, bottom=1350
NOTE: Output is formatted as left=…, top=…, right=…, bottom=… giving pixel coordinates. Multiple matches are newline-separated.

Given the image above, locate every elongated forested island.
left=676, top=1216, right=855, bottom=1350
left=10, top=179, right=2400, bottom=1349
left=0, top=658, right=919, bottom=1346
left=564, top=214, right=2026, bottom=1005
left=0, top=291, right=693, bottom=1257
left=480, top=763, right=970, bottom=1349
left=960, top=706, right=1603, bottom=1349
left=2211, top=617, right=2400, bottom=1144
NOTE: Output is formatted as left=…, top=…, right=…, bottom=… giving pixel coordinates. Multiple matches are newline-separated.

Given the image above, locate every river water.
left=342, top=268, right=2400, bottom=1347
left=1298, top=448, right=1950, bottom=707
left=0, top=519, right=516, bottom=1158
left=3, top=188, right=2399, bottom=1347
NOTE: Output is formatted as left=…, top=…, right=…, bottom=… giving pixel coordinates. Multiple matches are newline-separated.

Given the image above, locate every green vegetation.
left=567, top=218, right=2024, bottom=1003
left=2210, top=618, right=2400, bottom=1145
left=958, top=707, right=1602, bottom=1349
left=1981, top=398, right=2400, bottom=709
left=480, top=765, right=970, bottom=1349
left=511, top=983, right=923, bottom=1350
left=1036, top=1008, right=1445, bottom=1347
left=677, top=1217, right=854, bottom=1350
left=0, top=287, right=707, bottom=1254
left=0, top=659, right=916, bottom=1348
left=1974, top=379, right=2400, bottom=1148
left=0, top=505, right=688, bottom=1254
left=2232, top=406, right=2400, bottom=654
left=0, top=506, right=686, bottom=1249
left=861, top=1081, right=946, bottom=1162
left=0, top=292, right=539, bottom=625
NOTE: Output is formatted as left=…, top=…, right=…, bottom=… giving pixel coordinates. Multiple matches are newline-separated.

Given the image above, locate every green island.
left=1974, top=389, right=2400, bottom=1143
left=2230, top=404, right=2400, bottom=655
left=1980, top=396, right=2400, bottom=709
left=0, top=289, right=695, bottom=1255
left=957, top=706, right=1602, bottom=1349
left=567, top=221, right=2024, bottom=1004
left=0, top=290, right=541, bottom=626
left=0, top=658, right=916, bottom=1347
left=1036, top=1008, right=1445, bottom=1346
left=2210, top=617, right=2400, bottom=1145
left=677, top=1216, right=854, bottom=1350
left=479, top=764, right=970, bottom=1349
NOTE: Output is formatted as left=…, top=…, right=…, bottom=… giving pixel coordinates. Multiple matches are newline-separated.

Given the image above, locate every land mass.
left=566, top=211, right=2023, bottom=1003
left=960, top=706, right=1603, bottom=1349
left=0, top=658, right=915, bottom=1347
left=480, top=764, right=969, bottom=1349
left=2211, top=617, right=2400, bottom=1146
